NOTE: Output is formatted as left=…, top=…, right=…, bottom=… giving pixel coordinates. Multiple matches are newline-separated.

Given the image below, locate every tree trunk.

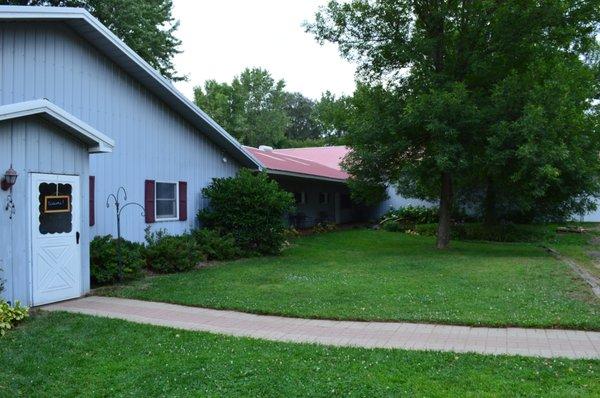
left=436, top=172, right=453, bottom=249
left=483, top=177, right=497, bottom=226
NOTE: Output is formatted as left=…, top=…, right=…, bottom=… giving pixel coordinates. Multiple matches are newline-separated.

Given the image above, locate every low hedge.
left=192, top=229, right=241, bottom=261
left=381, top=205, right=439, bottom=227
left=380, top=205, right=475, bottom=232
left=90, top=227, right=249, bottom=280
left=412, top=223, right=555, bottom=243
left=145, top=229, right=204, bottom=273
left=91, top=235, right=145, bottom=285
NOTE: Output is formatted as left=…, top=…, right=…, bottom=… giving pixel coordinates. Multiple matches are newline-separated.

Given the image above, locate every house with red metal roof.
left=245, top=145, right=434, bottom=227
left=245, top=145, right=367, bottom=227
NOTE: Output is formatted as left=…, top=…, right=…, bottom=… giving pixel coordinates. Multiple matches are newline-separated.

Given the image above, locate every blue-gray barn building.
left=0, top=6, right=261, bottom=307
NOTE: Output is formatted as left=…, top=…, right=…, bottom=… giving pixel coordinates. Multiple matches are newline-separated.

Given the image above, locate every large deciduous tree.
left=4, top=0, right=183, bottom=81
left=194, top=68, right=289, bottom=148
left=308, top=0, right=600, bottom=248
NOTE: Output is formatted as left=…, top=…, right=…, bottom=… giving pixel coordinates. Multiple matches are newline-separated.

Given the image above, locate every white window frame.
left=155, top=181, right=179, bottom=221
left=319, top=192, right=329, bottom=205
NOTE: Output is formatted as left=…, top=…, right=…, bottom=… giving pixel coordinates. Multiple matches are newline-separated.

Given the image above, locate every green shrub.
left=380, top=206, right=438, bottom=232
left=413, top=223, right=439, bottom=237
left=382, top=205, right=439, bottom=225
left=145, top=229, right=203, bottom=273
left=90, top=235, right=145, bottom=285
left=381, top=205, right=479, bottom=232
left=0, top=300, right=28, bottom=337
left=192, top=229, right=241, bottom=261
left=198, top=170, right=295, bottom=256
left=413, top=223, right=554, bottom=243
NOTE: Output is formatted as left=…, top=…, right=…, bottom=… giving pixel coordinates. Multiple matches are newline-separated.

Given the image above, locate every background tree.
left=314, top=91, right=352, bottom=140
left=3, top=0, right=184, bottom=81
left=309, top=0, right=600, bottom=248
left=283, top=92, right=321, bottom=141
left=194, top=68, right=290, bottom=147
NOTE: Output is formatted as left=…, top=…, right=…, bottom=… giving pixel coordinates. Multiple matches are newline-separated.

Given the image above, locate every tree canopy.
left=194, top=68, right=290, bottom=148
left=308, top=0, right=600, bottom=248
left=194, top=67, right=348, bottom=148
left=4, top=0, right=183, bottom=81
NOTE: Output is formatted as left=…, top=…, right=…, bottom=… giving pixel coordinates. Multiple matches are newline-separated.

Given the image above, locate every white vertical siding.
left=0, top=21, right=240, bottom=242
left=373, top=186, right=435, bottom=219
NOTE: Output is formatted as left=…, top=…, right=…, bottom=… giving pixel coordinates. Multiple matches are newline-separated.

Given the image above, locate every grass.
left=100, top=229, right=600, bottom=330
left=1, top=311, right=599, bottom=397
left=548, top=229, right=600, bottom=280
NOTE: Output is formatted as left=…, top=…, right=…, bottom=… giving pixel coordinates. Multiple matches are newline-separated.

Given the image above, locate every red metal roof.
left=245, top=146, right=350, bottom=181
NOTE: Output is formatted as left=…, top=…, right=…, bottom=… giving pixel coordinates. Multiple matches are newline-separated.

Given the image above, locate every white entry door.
left=31, top=173, right=82, bottom=305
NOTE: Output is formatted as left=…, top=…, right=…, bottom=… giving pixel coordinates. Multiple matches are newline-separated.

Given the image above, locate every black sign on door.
left=44, top=195, right=71, bottom=213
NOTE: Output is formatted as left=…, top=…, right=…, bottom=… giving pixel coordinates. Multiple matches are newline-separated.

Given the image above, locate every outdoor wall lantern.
left=1, top=165, right=18, bottom=191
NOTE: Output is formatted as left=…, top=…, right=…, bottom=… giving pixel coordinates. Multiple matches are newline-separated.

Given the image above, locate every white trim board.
left=0, top=99, right=115, bottom=153
left=266, top=169, right=348, bottom=184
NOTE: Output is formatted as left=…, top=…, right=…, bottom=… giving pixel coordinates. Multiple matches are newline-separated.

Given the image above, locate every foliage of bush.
left=145, top=228, right=204, bottom=273
left=413, top=223, right=554, bottom=243
left=198, top=170, right=295, bottom=255
left=0, top=300, right=28, bottom=337
left=192, top=229, right=241, bottom=261
left=313, top=222, right=337, bottom=234
left=381, top=205, right=479, bottom=232
left=412, top=223, right=439, bottom=237
left=381, top=205, right=439, bottom=226
left=90, top=235, right=145, bottom=285
left=284, top=227, right=300, bottom=239
left=0, top=266, right=28, bottom=337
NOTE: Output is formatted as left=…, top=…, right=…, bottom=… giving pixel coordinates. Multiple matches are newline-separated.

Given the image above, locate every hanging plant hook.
left=105, top=186, right=145, bottom=281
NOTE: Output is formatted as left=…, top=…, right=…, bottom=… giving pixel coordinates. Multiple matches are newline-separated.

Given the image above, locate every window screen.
left=156, top=182, right=178, bottom=219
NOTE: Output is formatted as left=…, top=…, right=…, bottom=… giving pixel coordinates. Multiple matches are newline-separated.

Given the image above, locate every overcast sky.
left=171, top=0, right=357, bottom=100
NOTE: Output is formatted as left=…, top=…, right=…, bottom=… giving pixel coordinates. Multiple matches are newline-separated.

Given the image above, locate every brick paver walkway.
left=43, top=296, right=600, bottom=360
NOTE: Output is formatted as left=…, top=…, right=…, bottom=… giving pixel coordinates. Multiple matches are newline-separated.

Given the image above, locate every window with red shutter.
left=89, top=176, right=95, bottom=226
left=145, top=180, right=156, bottom=223
left=179, top=181, right=187, bottom=221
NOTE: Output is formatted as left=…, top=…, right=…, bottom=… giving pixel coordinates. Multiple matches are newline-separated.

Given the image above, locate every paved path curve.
left=43, top=296, right=600, bottom=360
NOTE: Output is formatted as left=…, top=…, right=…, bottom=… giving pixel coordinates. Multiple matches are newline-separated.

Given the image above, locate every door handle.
left=76, top=231, right=80, bottom=244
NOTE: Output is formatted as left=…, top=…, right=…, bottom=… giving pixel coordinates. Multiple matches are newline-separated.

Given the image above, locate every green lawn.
left=549, top=229, right=600, bottom=279
left=1, top=312, right=599, bottom=397
left=101, top=229, right=600, bottom=330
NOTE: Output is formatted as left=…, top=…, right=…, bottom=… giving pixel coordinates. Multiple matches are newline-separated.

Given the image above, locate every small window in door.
left=38, top=182, right=73, bottom=234
left=155, top=182, right=178, bottom=220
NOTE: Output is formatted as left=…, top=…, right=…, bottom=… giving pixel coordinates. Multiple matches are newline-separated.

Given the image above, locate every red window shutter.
left=179, top=181, right=187, bottom=221
left=89, top=176, right=95, bottom=226
left=145, top=180, right=156, bottom=223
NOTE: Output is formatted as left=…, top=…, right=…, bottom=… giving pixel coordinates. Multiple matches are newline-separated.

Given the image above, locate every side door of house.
left=30, top=173, right=82, bottom=305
